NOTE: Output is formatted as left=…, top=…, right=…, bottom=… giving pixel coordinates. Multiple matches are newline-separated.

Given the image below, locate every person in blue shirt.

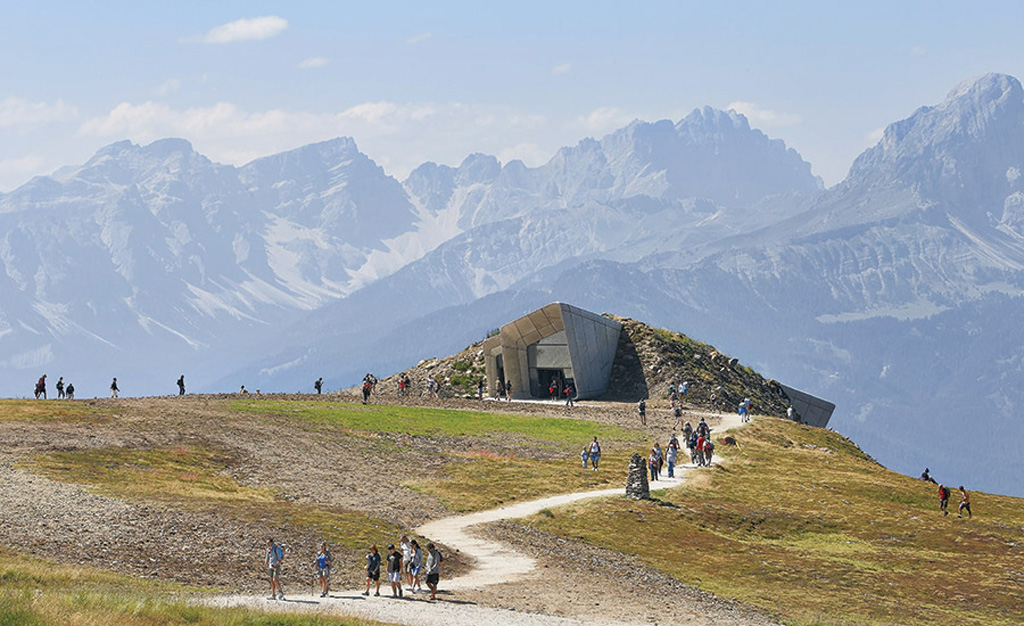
left=315, top=542, right=332, bottom=597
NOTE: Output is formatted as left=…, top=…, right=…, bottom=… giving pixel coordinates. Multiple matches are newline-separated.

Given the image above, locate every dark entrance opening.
left=537, top=369, right=565, bottom=399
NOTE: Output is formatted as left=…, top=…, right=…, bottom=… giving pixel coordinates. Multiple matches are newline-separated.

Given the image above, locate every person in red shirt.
left=695, top=434, right=706, bottom=466
left=938, top=484, right=950, bottom=516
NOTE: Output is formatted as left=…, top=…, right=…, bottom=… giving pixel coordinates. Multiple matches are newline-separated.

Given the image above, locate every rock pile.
left=625, top=452, right=650, bottom=500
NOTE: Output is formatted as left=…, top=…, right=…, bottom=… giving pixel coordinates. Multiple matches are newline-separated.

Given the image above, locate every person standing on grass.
left=34, top=374, right=46, bottom=399
left=386, top=543, right=404, bottom=597
left=265, top=538, right=285, bottom=600
left=363, top=545, right=381, bottom=596
left=177, top=375, right=186, bottom=396
left=315, top=542, right=332, bottom=597
left=589, top=437, right=601, bottom=471
left=425, top=542, right=443, bottom=601
left=56, top=376, right=65, bottom=399
left=580, top=444, right=590, bottom=469
left=65, top=383, right=74, bottom=400
left=938, top=484, right=951, bottom=516
left=314, top=377, right=323, bottom=394
left=110, top=377, right=119, bottom=398
left=410, top=540, right=424, bottom=593
left=958, top=486, right=972, bottom=519
left=637, top=399, right=647, bottom=425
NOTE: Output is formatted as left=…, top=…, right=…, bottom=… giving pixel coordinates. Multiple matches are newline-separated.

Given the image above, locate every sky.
left=2, top=1, right=1024, bottom=191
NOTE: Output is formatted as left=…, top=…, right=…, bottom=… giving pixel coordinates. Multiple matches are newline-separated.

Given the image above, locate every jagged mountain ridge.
left=0, top=107, right=820, bottom=397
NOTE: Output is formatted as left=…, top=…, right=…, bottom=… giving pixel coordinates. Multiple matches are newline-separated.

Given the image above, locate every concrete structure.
left=483, top=303, right=621, bottom=400
left=779, top=383, right=836, bottom=428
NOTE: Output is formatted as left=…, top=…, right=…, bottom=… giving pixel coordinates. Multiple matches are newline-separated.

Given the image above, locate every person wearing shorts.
left=315, top=542, right=331, bottom=597
left=425, top=542, right=442, bottom=600
left=363, top=545, right=381, bottom=596
left=958, top=486, right=972, bottom=519
left=265, top=538, right=285, bottom=601
left=400, top=535, right=414, bottom=587
left=409, top=540, right=423, bottom=592
left=386, top=544, right=403, bottom=597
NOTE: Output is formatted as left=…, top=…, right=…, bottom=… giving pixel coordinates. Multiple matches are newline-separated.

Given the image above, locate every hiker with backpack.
left=34, top=374, right=47, bottom=399
left=265, top=538, right=285, bottom=600
left=177, top=375, right=186, bottom=396
left=314, top=542, right=332, bottom=597
left=702, top=437, right=714, bottom=465
left=314, top=377, right=323, bottom=394
left=637, top=399, right=647, bottom=425
left=65, top=382, right=74, bottom=400
left=938, top=484, right=951, bottom=516
left=56, top=377, right=65, bottom=399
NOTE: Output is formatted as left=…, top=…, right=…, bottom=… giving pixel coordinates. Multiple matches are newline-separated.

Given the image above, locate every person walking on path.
left=409, top=540, right=424, bottom=593
left=363, top=545, right=381, bottom=596
left=34, top=375, right=47, bottom=399
left=666, top=439, right=678, bottom=478
left=938, top=484, right=951, bottom=516
left=425, top=542, right=443, bottom=601
left=265, top=538, right=285, bottom=601
left=564, top=384, right=575, bottom=407
left=958, top=486, right=972, bottom=519
left=505, top=380, right=513, bottom=402
left=177, top=375, right=186, bottom=396
left=110, top=377, right=119, bottom=398
left=315, top=542, right=332, bottom=597
left=386, top=543, right=404, bottom=597
left=56, top=377, right=65, bottom=399
left=637, top=399, right=647, bottom=425
left=702, top=437, right=714, bottom=465
left=400, top=536, right=414, bottom=588
left=648, top=448, right=660, bottom=481
left=588, top=437, right=601, bottom=471
left=314, top=377, right=323, bottom=394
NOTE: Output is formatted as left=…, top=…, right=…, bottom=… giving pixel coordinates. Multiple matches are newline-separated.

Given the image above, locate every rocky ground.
left=0, top=393, right=778, bottom=624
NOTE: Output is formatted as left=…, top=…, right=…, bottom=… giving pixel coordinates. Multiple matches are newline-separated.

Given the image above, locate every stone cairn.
left=625, top=452, right=650, bottom=500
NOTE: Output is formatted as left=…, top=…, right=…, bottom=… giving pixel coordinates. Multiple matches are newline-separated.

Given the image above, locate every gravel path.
left=206, top=413, right=778, bottom=626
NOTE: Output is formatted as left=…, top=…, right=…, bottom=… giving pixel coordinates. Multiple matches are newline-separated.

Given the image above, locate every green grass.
left=232, top=399, right=640, bottom=447
left=407, top=449, right=634, bottom=512
left=522, top=417, right=1024, bottom=626
left=0, top=549, right=386, bottom=626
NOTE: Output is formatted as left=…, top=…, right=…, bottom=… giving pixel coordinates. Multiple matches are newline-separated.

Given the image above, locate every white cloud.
left=153, top=79, right=181, bottom=96
left=405, top=32, right=432, bottom=45
left=0, top=97, right=78, bottom=128
left=198, top=15, right=287, bottom=44
left=298, top=57, right=328, bottom=69
left=576, top=107, right=632, bottom=133
left=866, top=126, right=885, bottom=144
left=726, top=101, right=801, bottom=128
left=75, top=100, right=560, bottom=181
left=551, top=63, right=572, bottom=75
left=0, top=155, right=47, bottom=190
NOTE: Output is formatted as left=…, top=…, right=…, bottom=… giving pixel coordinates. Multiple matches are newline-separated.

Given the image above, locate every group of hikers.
left=33, top=374, right=74, bottom=400
left=645, top=418, right=715, bottom=480
left=920, top=468, right=973, bottom=519
left=263, top=535, right=444, bottom=602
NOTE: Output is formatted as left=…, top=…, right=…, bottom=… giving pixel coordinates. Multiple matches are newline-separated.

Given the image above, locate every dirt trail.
left=208, top=412, right=752, bottom=626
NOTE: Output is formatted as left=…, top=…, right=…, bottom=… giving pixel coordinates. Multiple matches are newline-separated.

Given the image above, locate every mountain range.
left=2, top=73, right=1023, bottom=496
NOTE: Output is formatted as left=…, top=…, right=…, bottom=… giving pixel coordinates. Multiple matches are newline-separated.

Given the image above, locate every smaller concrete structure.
left=779, top=384, right=836, bottom=428
left=483, top=303, right=622, bottom=400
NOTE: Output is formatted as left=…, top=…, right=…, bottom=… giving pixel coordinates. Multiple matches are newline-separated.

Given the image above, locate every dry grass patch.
left=409, top=451, right=633, bottom=512
left=0, top=399, right=111, bottom=423
left=523, top=417, right=1024, bottom=626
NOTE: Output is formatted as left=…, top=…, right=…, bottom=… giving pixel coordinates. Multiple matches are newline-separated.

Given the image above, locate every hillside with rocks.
left=370, top=314, right=790, bottom=418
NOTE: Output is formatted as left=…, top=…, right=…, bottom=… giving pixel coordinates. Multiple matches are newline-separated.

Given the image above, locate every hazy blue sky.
left=2, top=1, right=1023, bottom=190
